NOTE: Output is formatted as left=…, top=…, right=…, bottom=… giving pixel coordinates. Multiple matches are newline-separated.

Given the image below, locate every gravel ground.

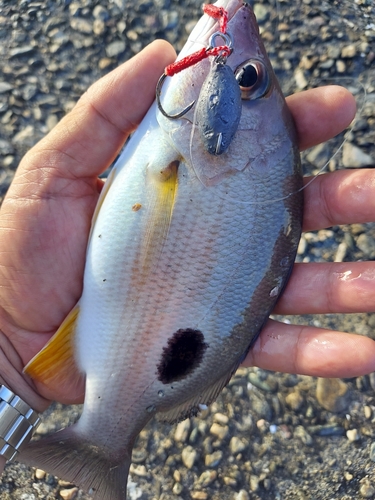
left=1, top=0, right=375, bottom=499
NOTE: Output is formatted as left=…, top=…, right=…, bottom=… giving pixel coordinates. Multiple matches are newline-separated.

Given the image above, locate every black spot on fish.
left=157, top=329, right=208, bottom=384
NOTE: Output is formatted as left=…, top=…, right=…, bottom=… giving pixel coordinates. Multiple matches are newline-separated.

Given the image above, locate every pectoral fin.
left=24, top=305, right=80, bottom=393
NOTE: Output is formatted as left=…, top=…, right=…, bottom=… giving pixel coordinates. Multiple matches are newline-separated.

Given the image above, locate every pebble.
left=210, top=422, right=229, bottom=440
left=253, top=4, right=269, bottom=23
left=249, top=475, right=260, bottom=492
left=359, top=478, right=375, bottom=498
left=172, top=482, right=183, bottom=495
left=12, top=125, right=35, bottom=144
left=356, top=233, right=375, bottom=257
left=248, top=372, right=278, bottom=393
left=0, top=82, right=13, bottom=93
left=364, top=406, right=372, bottom=420
left=34, top=469, right=46, bottom=479
left=341, top=44, right=357, bottom=58
left=370, top=442, right=375, bottom=462
left=70, top=17, right=93, bottom=33
left=191, top=492, right=208, bottom=500
left=59, top=488, right=79, bottom=500
left=213, top=412, right=229, bottom=425
left=342, top=142, right=374, bottom=168
left=229, top=436, right=248, bottom=454
left=106, top=40, right=126, bottom=57
left=93, top=5, right=109, bottom=21
left=294, top=425, right=313, bottom=446
left=174, top=419, right=191, bottom=442
left=181, top=446, right=197, bottom=469
left=205, top=450, right=223, bottom=467
left=234, top=490, right=249, bottom=500
left=195, top=470, right=217, bottom=488
left=316, top=378, right=350, bottom=413
left=294, top=67, right=308, bottom=89
left=346, top=428, right=361, bottom=442
left=285, top=391, right=304, bottom=411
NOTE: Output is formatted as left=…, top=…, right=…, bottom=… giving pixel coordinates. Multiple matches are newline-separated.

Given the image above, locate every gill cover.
left=195, top=61, right=242, bottom=155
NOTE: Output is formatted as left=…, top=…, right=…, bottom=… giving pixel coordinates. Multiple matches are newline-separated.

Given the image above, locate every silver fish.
left=20, top=1, right=303, bottom=498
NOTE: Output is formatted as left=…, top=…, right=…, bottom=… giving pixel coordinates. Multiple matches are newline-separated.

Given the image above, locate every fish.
left=19, top=1, right=303, bottom=498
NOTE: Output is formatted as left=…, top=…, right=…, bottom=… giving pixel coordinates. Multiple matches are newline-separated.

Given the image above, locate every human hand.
left=244, top=92, right=375, bottom=376
left=0, top=40, right=374, bottom=429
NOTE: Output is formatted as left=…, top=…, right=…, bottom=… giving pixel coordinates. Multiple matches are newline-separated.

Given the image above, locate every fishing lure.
left=156, top=5, right=242, bottom=156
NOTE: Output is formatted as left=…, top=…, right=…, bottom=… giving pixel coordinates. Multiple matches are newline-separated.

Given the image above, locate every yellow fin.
left=138, top=160, right=179, bottom=277
left=24, top=305, right=80, bottom=389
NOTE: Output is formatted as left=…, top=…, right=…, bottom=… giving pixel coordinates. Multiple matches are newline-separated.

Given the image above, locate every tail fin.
left=18, top=425, right=131, bottom=500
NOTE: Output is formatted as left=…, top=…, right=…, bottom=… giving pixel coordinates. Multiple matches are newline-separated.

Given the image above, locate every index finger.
left=286, top=85, right=356, bottom=151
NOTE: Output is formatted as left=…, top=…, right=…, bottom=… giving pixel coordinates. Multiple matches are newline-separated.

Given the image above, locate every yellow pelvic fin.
left=24, top=305, right=80, bottom=389
left=139, top=160, right=179, bottom=276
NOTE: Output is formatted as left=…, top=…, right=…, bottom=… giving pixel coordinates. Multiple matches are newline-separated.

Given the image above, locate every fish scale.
left=20, top=1, right=303, bottom=499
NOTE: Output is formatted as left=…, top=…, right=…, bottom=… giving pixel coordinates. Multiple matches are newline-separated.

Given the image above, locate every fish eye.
left=234, top=59, right=270, bottom=100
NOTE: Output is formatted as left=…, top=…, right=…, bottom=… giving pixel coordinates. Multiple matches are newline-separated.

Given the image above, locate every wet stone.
left=369, top=442, right=375, bottom=462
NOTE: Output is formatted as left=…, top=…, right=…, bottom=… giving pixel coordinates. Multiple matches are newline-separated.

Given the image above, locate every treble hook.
left=156, top=73, right=195, bottom=120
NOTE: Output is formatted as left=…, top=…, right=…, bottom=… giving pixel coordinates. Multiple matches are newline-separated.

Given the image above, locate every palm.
left=0, top=172, right=96, bottom=339
left=0, top=40, right=375, bottom=413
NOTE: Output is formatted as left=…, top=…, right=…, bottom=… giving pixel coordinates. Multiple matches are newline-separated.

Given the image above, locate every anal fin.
left=158, top=362, right=240, bottom=424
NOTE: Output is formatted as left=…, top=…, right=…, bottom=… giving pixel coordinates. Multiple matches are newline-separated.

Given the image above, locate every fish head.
left=157, top=0, right=300, bottom=191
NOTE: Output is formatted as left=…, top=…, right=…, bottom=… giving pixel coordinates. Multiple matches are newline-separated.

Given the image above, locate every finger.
left=20, top=40, right=176, bottom=181
left=303, top=169, right=375, bottom=231
left=244, top=319, right=375, bottom=378
left=286, top=86, right=356, bottom=151
left=274, top=262, right=375, bottom=315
